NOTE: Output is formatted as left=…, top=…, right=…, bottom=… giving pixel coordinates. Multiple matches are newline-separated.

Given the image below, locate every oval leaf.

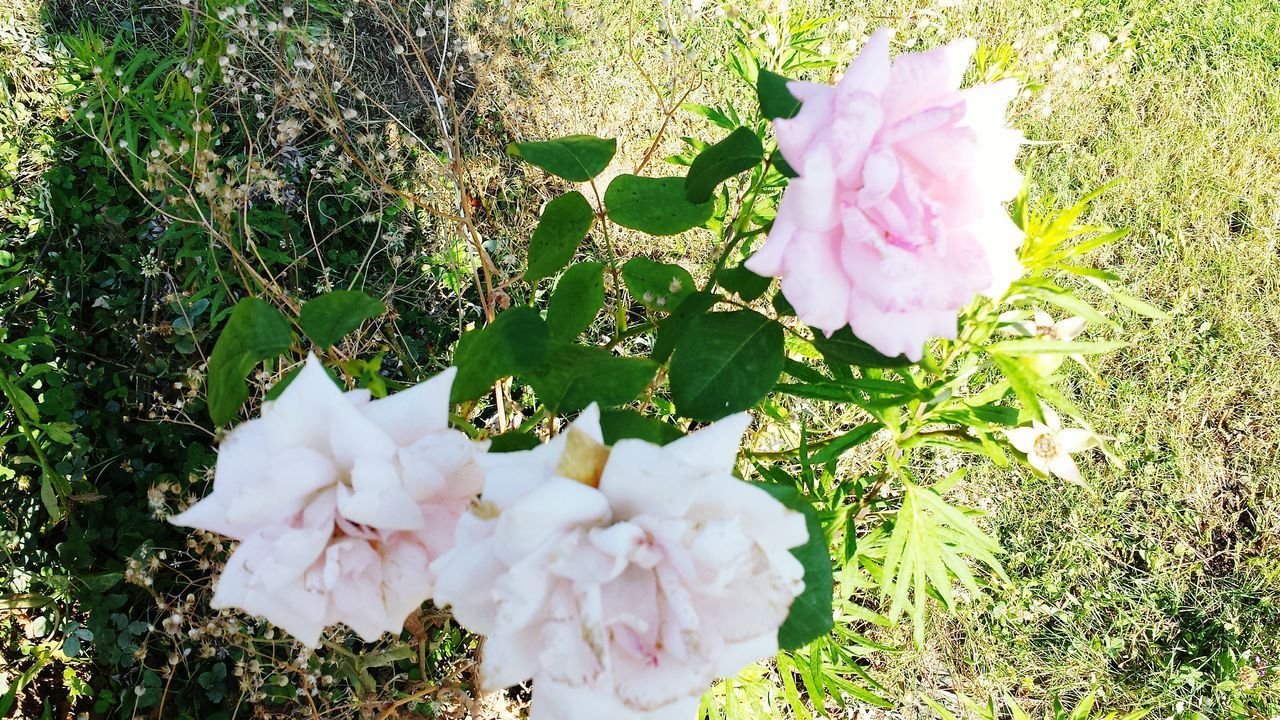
left=527, top=343, right=659, bottom=414
left=527, top=191, right=596, bottom=281
left=605, top=175, right=714, bottom=236
left=757, top=68, right=802, bottom=120
left=759, top=481, right=834, bottom=649
left=451, top=307, right=551, bottom=404
left=207, top=298, right=294, bottom=425
left=508, top=135, right=617, bottom=182
left=622, top=257, right=695, bottom=311
left=670, top=309, right=784, bottom=421
left=300, top=290, right=385, bottom=349
left=685, top=127, right=764, bottom=203
left=599, top=408, right=684, bottom=446
left=546, top=262, right=606, bottom=340
left=811, top=325, right=914, bottom=368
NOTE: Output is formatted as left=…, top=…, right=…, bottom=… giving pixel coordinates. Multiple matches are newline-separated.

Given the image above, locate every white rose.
left=171, top=354, right=486, bottom=646
left=430, top=405, right=808, bottom=720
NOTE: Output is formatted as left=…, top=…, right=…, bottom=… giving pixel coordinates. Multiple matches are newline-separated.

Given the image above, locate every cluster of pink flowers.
left=173, top=360, right=807, bottom=718
left=747, top=29, right=1024, bottom=360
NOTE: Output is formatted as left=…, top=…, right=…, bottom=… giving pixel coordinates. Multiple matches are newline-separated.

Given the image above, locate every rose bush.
left=156, top=14, right=1152, bottom=717
left=171, top=355, right=486, bottom=646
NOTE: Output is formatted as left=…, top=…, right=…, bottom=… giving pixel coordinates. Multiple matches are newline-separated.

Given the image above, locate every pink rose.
left=430, top=405, right=808, bottom=720
left=171, top=355, right=486, bottom=646
left=746, top=29, right=1024, bottom=361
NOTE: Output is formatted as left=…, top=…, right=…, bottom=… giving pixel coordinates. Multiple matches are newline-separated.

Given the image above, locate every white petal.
left=714, top=632, right=777, bottom=678
left=327, top=400, right=397, bottom=468
left=1004, top=426, right=1039, bottom=454
left=337, top=456, right=424, bottom=530
left=262, top=355, right=350, bottom=452
left=1057, top=428, right=1097, bottom=454
left=598, top=440, right=701, bottom=520
left=480, top=624, right=543, bottom=690
left=494, top=477, right=611, bottom=565
left=1047, top=452, right=1087, bottom=488
left=666, top=412, right=751, bottom=476
left=429, top=528, right=504, bottom=635
left=1055, top=316, right=1087, bottom=341
left=225, top=446, right=338, bottom=526
left=360, top=367, right=456, bottom=445
left=492, top=551, right=555, bottom=634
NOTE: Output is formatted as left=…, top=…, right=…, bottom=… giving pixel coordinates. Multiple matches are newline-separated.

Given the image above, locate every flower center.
left=1033, top=433, right=1057, bottom=459
left=556, top=427, right=611, bottom=488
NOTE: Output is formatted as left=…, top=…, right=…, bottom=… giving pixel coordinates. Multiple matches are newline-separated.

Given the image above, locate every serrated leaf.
left=604, top=174, right=714, bottom=236
left=760, top=482, right=833, bottom=650
left=527, top=191, right=596, bottom=281
left=716, top=262, right=771, bottom=301
left=621, top=257, right=695, bottom=311
left=299, top=290, right=385, bottom=348
left=599, top=408, right=683, bottom=446
left=684, top=126, right=764, bottom=203
left=758, top=68, right=801, bottom=120
left=811, top=326, right=914, bottom=368
left=653, top=291, right=718, bottom=363
left=526, top=343, right=658, bottom=413
left=507, top=135, right=616, bottom=181
left=451, top=307, right=550, bottom=403
left=40, top=474, right=62, bottom=522
left=669, top=309, right=784, bottom=421
left=546, top=262, right=605, bottom=339
left=487, top=431, right=542, bottom=453
left=207, top=298, right=294, bottom=425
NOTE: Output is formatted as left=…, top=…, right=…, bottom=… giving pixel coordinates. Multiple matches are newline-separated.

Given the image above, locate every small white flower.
left=1005, top=409, right=1096, bottom=488
left=1004, top=310, right=1089, bottom=376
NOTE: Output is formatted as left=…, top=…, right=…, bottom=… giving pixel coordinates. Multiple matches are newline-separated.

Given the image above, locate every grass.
left=479, top=0, right=1280, bottom=715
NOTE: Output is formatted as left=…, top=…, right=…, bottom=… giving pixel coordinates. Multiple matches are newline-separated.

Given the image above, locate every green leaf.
left=621, top=257, right=695, bottom=311
left=546, top=262, right=605, bottom=339
left=1017, top=283, right=1118, bottom=330
left=880, top=482, right=1005, bottom=646
left=684, top=126, right=764, bottom=203
left=757, top=68, right=802, bottom=120
left=604, top=175, right=714, bottom=236
left=507, top=135, right=616, bottom=182
left=599, top=408, right=683, bottom=446
left=670, top=309, right=784, bottom=421
left=716, top=262, right=771, bottom=301
left=299, top=290, right=385, bottom=349
left=451, top=307, right=551, bottom=404
left=808, top=422, right=881, bottom=465
left=811, top=326, right=914, bottom=368
left=1109, top=288, right=1169, bottom=320
left=653, top=290, right=718, bottom=363
left=40, top=474, right=62, bottom=522
left=487, top=431, right=542, bottom=453
left=207, top=298, right=294, bottom=425
left=527, top=344, right=659, bottom=414
left=984, top=338, right=1127, bottom=356
left=527, top=191, right=596, bottom=281
left=760, top=482, right=833, bottom=649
